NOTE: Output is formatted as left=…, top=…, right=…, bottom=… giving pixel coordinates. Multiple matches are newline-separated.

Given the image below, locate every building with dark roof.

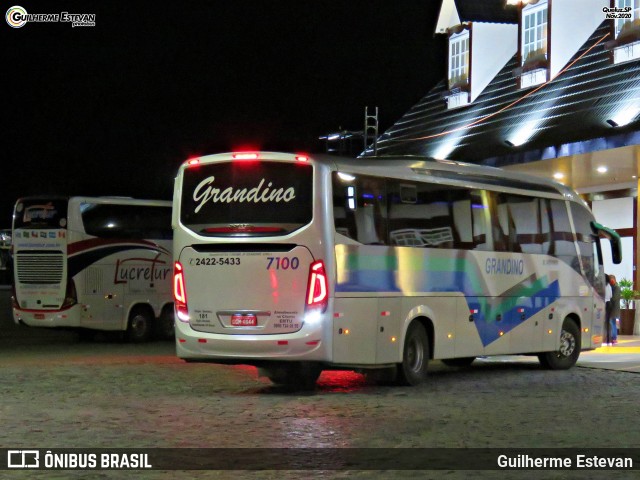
left=367, top=0, right=640, bottom=291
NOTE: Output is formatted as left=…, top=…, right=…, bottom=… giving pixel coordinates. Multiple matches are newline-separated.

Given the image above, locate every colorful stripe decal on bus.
left=335, top=245, right=562, bottom=346
left=68, top=239, right=170, bottom=278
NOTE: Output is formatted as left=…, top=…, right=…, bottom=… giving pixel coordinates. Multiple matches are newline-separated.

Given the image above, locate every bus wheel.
left=397, top=322, right=429, bottom=386
left=127, top=307, right=152, bottom=343
left=263, top=362, right=322, bottom=390
left=538, top=318, right=581, bottom=370
left=442, top=357, right=475, bottom=367
left=154, top=307, right=175, bottom=340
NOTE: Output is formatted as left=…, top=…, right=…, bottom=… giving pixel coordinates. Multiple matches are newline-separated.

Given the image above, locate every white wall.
left=550, top=0, right=608, bottom=79
left=592, top=197, right=634, bottom=283
left=471, top=23, right=518, bottom=102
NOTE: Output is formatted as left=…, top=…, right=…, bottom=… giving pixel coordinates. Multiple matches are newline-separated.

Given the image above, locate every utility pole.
left=364, top=106, right=379, bottom=156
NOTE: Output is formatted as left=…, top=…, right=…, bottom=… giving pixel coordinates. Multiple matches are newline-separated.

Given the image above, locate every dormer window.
left=522, top=3, right=547, bottom=64
left=449, top=31, right=469, bottom=88
left=615, top=0, right=640, bottom=39
left=606, top=0, right=640, bottom=63
left=446, top=28, right=470, bottom=108
left=517, top=0, right=548, bottom=88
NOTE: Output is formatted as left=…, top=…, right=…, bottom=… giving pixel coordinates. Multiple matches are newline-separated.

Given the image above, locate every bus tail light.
left=11, top=283, right=18, bottom=309
left=61, top=279, right=77, bottom=309
left=305, top=260, right=328, bottom=313
left=174, top=261, right=189, bottom=322
left=232, top=152, right=260, bottom=160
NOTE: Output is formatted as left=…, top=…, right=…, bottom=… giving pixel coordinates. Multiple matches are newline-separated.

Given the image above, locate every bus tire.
left=397, top=322, right=429, bottom=386
left=127, top=307, right=152, bottom=343
left=263, top=362, right=322, bottom=390
left=442, top=357, right=475, bottom=367
left=538, top=318, right=580, bottom=370
left=155, top=306, right=175, bottom=340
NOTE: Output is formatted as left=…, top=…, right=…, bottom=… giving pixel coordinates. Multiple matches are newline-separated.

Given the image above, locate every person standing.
left=609, top=275, right=621, bottom=345
left=604, top=274, right=612, bottom=345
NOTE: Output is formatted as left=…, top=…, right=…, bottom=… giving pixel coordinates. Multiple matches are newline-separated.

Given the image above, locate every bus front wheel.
left=538, top=318, right=581, bottom=370
left=397, top=322, right=430, bottom=386
left=127, top=307, right=152, bottom=343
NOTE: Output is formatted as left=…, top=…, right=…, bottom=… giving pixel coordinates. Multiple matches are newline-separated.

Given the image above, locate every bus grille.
left=16, top=253, right=64, bottom=284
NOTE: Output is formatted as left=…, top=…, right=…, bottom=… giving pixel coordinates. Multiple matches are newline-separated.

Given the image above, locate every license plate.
left=34, top=313, right=45, bottom=319
left=231, top=314, right=257, bottom=327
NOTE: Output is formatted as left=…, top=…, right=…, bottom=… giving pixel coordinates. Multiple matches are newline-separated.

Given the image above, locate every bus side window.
left=332, top=173, right=387, bottom=244
left=470, top=190, right=491, bottom=251
left=548, top=199, right=575, bottom=268
left=387, top=181, right=459, bottom=249
left=570, top=202, right=598, bottom=284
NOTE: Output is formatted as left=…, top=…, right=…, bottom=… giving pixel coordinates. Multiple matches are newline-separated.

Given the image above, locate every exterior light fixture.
left=597, top=166, right=608, bottom=174
left=553, top=172, right=564, bottom=180
left=607, top=107, right=640, bottom=128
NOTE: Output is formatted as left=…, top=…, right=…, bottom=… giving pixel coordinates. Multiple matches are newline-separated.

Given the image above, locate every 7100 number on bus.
left=266, top=256, right=299, bottom=270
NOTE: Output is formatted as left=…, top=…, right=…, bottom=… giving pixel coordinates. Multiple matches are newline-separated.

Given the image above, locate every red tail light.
left=11, top=282, right=18, bottom=309
left=305, top=260, right=328, bottom=313
left=232, top=153, right=259, bottom=160
left=61, top=278, right=77, bottom=309
left=173, top=261, right=189, bottom=322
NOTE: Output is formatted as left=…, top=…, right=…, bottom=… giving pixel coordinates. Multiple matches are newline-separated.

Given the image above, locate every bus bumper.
left=13, top=304, right=82, bottom=328
left=175, top=319, right=332, bottom=362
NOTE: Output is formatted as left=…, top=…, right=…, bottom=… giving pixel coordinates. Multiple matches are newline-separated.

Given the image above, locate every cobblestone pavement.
left=1, top=291, right=639, bottom=479
left=2, top=340, right=640, bottom=480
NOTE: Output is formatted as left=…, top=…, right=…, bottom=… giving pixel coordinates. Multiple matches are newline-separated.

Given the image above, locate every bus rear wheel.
left=127, top=307, right=152, bottom=343
left=397, top=322, right=430, bottom=386
left=154, top=306, right=175, bottom=340
left=538, top=318, right=580, bottom=370
left=262, top=362, right=322, bottom=390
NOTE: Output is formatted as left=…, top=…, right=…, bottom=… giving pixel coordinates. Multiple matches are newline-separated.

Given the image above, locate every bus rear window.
left=14, top=199, right=68, bottom=229
left=180, top=161, right=313, bottom=236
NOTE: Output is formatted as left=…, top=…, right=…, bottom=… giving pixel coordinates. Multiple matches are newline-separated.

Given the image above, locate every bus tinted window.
left=570, top=202, right=598, bottom=284
left=333, top=174, right=386, bottom=244
left=180, top=161, right=313, bottom=236
left=387, top=180, right=461, bottom=249
left=14, top=199, right=68, bottom=229
left=81, top=203, right=172, bottom=239
left=334, top=174, right=494, bottom=250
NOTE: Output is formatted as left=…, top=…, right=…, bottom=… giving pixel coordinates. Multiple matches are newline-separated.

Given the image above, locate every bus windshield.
left=14, top=198, right=68, bottom=229
left=180, top=161, right=313, bottom=236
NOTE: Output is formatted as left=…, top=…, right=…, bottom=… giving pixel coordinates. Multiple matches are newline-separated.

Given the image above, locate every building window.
left=522, top=2, right=548, bottom=65
left=615, top=0, right=640, bottom=39
left=611, top=0, right=640, bottom=63
left=448, top=31, right=469, bottom=88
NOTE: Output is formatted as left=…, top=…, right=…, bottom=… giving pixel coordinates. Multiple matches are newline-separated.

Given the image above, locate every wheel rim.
left=559, top=329, right=576, bottom=357
left=407, top=337, right=424, bottom=372
left=131, top=314, right=148, bottom=338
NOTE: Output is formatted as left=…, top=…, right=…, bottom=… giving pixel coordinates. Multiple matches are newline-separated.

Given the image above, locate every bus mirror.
left=591, top=221, right=622, bottom=265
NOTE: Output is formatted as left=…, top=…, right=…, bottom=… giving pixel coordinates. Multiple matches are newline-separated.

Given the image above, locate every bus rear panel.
left=174, top=153, right=333, bottom=363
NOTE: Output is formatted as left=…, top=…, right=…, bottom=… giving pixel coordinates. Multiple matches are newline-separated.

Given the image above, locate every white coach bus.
left=12, top=196, right=174, bottom=341
left=172, top=152, right=621, bottom=386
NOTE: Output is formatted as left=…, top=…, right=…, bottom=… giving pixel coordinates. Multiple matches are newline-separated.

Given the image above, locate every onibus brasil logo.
left=6, top=5, right=96, bottom=28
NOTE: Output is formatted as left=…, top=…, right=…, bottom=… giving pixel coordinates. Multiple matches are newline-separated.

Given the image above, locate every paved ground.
left=1, top=288, right=640, bottom=479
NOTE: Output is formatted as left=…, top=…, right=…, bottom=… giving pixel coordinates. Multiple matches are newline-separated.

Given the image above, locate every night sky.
left=4, top=1, right=446, bottom=226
